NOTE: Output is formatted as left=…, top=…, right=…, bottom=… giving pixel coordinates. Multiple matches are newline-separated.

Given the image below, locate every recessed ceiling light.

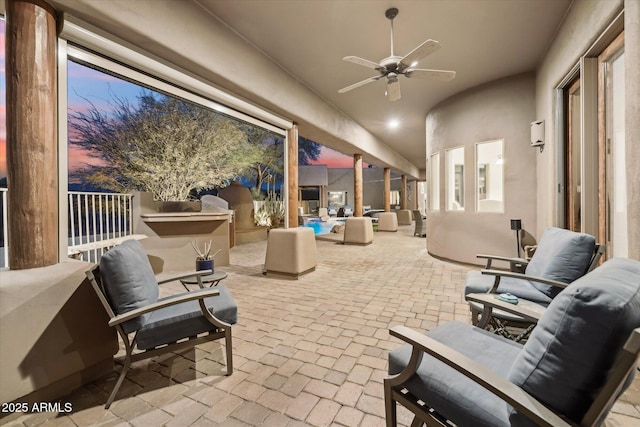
left=388, top=119, right=400, bottom=129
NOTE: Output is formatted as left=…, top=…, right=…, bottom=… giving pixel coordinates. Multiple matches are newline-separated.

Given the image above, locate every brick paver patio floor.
left=3, top=225, right=639, bottom=426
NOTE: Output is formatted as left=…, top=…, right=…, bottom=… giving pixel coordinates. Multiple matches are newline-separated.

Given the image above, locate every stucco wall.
left=327, top=168, right=403, bottom=210
left=0, top=261, right=117, bottom=404
left=425, top=73, right=537, bottom=264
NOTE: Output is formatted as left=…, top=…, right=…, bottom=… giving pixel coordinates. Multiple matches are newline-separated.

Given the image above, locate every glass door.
left=598, top=32, right=626, bottom=257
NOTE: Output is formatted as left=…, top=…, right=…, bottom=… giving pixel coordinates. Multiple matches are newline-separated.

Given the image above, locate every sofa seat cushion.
left=508, top=258, right=640, bottom=423
left=137, top=286, right=238, bottom=350
left=464, top=270, right=552, bottom=305
left=389, top=321, right=523, bottom=427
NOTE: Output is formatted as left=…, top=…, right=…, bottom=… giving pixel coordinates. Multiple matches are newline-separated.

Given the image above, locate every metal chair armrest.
left=388, top=325, right=571, bottom=427
left=108, top=288, right=220, bottom=327
left=476, top=254, right=529, bottom=269
left=480, top=269, right=569, bottom=293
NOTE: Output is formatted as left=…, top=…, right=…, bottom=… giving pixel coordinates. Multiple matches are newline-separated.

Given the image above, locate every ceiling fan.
left=338, top=7, right=455, bottom=102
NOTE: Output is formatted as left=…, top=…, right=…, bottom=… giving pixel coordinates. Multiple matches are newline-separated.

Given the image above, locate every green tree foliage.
left=299, top=136, right=322, bottom=165
left=69, top=93, right=261, bottom=201
left=241, top=126, right=284, bottom=196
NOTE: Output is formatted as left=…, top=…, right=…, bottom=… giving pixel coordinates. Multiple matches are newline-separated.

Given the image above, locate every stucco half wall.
left=426, top=73, right=537, bottom=265
left=0, top=261, right=117, bottom=404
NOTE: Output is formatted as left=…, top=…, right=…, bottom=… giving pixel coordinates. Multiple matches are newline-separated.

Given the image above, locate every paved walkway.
left=2, top=226, right=639, bottom=426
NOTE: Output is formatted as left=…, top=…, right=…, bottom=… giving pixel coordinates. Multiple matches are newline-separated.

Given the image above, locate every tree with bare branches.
left=70, top=93, right=260, bottom=201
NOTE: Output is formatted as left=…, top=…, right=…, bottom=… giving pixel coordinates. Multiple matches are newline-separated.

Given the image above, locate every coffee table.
left=180, top=270, right=228, bottom=289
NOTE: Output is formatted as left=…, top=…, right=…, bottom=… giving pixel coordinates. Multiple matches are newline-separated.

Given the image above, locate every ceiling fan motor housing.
left=385, top=8, right=399, bottom=20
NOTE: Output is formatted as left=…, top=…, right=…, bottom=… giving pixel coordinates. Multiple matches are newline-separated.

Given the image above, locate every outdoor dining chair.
left=86, top=239, right=237, bottom=408
left=385, top=257, right=640, bottom=427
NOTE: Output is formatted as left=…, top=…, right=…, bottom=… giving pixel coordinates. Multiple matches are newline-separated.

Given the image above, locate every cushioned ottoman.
left=396, top=209, right=413, bottom=225
left=343, top=217, right=374, bottom=245
left=264, top=227, right=317, bottom=278
left=377, top=212, right=398, bottom=232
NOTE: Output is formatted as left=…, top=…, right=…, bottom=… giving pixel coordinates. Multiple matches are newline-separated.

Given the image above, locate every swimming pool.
left=301, top=219, right=345, bottom=235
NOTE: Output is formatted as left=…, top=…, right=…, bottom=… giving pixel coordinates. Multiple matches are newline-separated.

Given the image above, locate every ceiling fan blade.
left=343, top=56, right=383, bottom=70
left=338, top=75, right=382, bottom=93
left=405, top=68, right=456, bottom=81
left=387, top=78, right=401, bottom=101
left=400, top=39, right=441, bottom=67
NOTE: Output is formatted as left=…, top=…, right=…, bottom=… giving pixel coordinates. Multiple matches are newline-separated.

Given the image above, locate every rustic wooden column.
left=6, top=0, right=59, bottom=269
left=353, top=154, right=363, bottom=217
left=400, top=175, right=407, bottom=210
left=287, top=124, right=299, bottom=228
left=384, top=168, right=391, bottom=212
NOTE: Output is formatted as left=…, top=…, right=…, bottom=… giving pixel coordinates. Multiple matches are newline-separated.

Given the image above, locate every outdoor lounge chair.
left=385, top=257, right=640, bottom=427
left=464, top=226, right=604, bottom=341
left=412, top=210, right=426, bottom=237
left=86, top=239, right=237, bottom=408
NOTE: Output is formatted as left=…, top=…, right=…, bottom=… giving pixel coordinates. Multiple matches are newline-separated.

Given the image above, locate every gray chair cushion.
left=464, top=270, right=552, bottom=305
left=100, top=239, right=159, bottom=334
left=524, top=227, right=595, bottom=298
left=136, top=286, right=238, bottom=350
left=508, top=257, right=640, bottom=423
left=389, top=321, right=523, bottom=427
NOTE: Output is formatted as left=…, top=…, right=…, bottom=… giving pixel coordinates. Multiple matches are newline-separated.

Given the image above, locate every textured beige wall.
left=0, top=261, right=117, bottom=404
left=327, top=168, right=402, bottom=210
left=425, top=73, right=537, bottom=264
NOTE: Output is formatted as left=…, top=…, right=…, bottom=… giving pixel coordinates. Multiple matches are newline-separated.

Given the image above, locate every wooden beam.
left=384, top=168, right=391, bottom=212
left=6, top=0, right=59, bottom=269
left=354, top=154, right=363, bottom=217
left=287, top=124, right=299, bottom=228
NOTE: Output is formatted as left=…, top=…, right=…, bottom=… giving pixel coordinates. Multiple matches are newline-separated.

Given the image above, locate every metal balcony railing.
left=0, top=190, right=136, bottom=268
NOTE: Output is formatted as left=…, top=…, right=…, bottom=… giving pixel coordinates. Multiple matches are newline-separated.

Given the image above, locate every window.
left=429, top=152, right=440, bottom=211
left=476, top=140, right=504, bottom=213
left=446, top=147, right=464, bottom=211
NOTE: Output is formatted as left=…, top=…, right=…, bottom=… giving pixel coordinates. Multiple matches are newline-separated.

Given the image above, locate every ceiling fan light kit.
left=339, top=7, right=456, bottom=101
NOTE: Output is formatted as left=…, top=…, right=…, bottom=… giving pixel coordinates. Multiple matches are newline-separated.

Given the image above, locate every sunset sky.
left=0, top=18, right=356, bottom=182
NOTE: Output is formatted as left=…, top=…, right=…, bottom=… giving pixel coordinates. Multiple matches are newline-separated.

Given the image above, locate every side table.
left=180, top=270, right=228, bottom=290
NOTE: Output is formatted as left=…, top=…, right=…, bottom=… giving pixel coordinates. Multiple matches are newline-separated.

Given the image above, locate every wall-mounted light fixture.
left=530, top=120, right=544, bottom=152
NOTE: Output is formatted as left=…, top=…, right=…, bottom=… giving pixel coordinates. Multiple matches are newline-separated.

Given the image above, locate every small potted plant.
left=192, top=240, right=220, bottom=273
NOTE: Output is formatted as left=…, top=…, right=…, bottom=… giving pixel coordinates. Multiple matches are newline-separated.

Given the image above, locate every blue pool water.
left=301, top=219, right=345, bottom=235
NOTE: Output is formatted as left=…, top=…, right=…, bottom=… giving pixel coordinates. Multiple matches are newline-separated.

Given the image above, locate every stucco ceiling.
left=196, top=0, right=572, bottom=170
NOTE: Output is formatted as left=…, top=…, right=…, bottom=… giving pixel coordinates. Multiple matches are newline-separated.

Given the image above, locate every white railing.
left=0, top=190, right=137, bottom=268
left=67, top=191, right=136, bottom=262
left=1, top=188, right=7, bottom=269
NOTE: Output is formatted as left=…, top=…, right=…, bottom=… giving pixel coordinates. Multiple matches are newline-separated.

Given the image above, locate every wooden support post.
left=354, top=154, right=363, bottom=217
left=384, top=168, right=391, bottom=212
left=6, top=0, right=59, bottom=269
left=287, top=124, right=299, bottom=228
left=400, top=175, right=407, bottom=210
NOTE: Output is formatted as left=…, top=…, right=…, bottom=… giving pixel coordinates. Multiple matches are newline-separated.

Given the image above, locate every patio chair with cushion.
left=86, top=239, right=237, bottom=408
left=385, top=257, right=640, bottom=427
left=464, top=226, right=604, bottom=341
